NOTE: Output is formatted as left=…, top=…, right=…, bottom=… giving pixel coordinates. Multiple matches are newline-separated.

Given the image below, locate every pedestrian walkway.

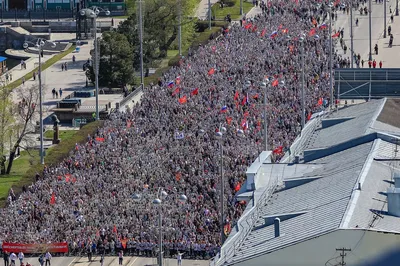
left=195, top=0, right=219, bottom=19
left=332, top=0, right=400, bottom=67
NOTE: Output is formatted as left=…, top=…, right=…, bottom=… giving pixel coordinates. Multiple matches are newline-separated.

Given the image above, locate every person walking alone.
left=17, top=252, right=24, bottom=266
left=118, top=250, right=123, bottom=265
left=9, top=252, right=16, bottom=266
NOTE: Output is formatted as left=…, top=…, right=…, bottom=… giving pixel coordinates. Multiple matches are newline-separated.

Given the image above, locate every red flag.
left=234, top=91, right=239, bottom=101
left=172, top=87, right=180, bottom=96
left=245, top=23, right=252, bottom=29
left=252, top=25, right=257, bottom=32
left=282, top=28, right=288, bottom=34
left=260, top=29, right=266, bottom=37
left=307, top=112, right=312, bottom=121
left=95, top=137, right=105, bottom=142
left=241, top=95, right=247, bottom=106
left=175, top=172, right=182, bottom=181
left=309, top=28, right=317, bottom=37
left=191, top=88, right=199, bottom=96
left=113, top=225, right=117, bottom=234
left=243, top=111, right=250, bottom=119
left=273, top=146, right=283, bottom=155
left=226, top=117, right=233, bottom=125
left=332, top=31, right=340, bottom=38
left=252, top=93, right=259, bottom=99
left=50, top=192, right=56, bottom=205
left=178, top=95, right=187, bottom=104
left=317, top=98, right=323, bottom=106
left=234, top=183, right=241, bottom=192
left=65, top=174, right=70, bottom=182
left=272, top=79, right=279, bottom=87
left=208, top=68, right=215, bottom=75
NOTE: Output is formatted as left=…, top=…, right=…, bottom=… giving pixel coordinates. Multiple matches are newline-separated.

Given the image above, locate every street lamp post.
left=178, top=0, right=182, bottom=56
left=384, top=0, right=387, bottom=38
left=300, top=36, right=306, bottom=129
left=350, top=0, right=354, bottom=67
left=208, top=0, right=212, bottom=30
left=261, top=81, right=268, bottom=151
left=79, top=7, right=110, bottom=121
left=138, top=0, right=144, bottom=86
left=240, top=0, right=243, bottom=15
left=369, top=0, right=372, bottom=61
left=216, top=126, right=227, bottom=244
left=133, top=190, right=187, bottom=266
left=23, top=39, right=56, bottom=165
left=329, top=8, right=334, bottom=108
left=396, top=0, right=399, bottom=16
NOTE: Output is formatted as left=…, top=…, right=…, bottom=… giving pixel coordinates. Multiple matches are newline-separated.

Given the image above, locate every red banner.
left=2, top=242, right=68, bottom=253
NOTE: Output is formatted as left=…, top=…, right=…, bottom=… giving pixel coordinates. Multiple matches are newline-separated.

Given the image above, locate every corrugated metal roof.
left=228, top=142, right=373, bottom=263
left=305, top=99, right=385, bottom=150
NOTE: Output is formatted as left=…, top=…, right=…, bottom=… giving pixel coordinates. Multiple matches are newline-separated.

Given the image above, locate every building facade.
left=0, top=0, right=125, bottom=11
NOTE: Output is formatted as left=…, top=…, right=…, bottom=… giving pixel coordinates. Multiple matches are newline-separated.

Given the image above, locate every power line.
left=336, top=247, right=351, bottom=266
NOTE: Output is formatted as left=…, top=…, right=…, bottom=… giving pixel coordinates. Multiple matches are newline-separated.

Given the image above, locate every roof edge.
left=339, top=139, right=380, bottom=228
left=303, top=132, right=377, bottom=162
left=368, top=98, right=387, bottom=132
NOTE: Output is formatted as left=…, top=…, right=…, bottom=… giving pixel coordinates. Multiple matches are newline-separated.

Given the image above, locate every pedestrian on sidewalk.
left=118, top=250, right=123, bottom=265
left=100, top=255, right=104, bottom=266
left=391, top=14, right=394, bottom=23
left=33, top=72, right=36, bottom=81
left=373, top=59, right=377, bottom=68
left=3, top=251, right=9, bottom=266
left=64, top=62, right=68, bottom=71
left=55, top=91, right=58, bottom=99
left=22, top=77, right=25, bottom=85
left=59, top=88, right=63, bottom=98
left=44, top=252, right=51, bottom=266
left=61, top=63, right=64, bottom=71
left=368, top=60, right=372, bottom=68
left=9, top=73, right=12, bottom=81
left=379, top=61, right=383, bottom=68
left=52, top=88, right=56, bottom=98
left=20, top=60, right=24, bottom=69
left=361, top=59, right=364, bottom=67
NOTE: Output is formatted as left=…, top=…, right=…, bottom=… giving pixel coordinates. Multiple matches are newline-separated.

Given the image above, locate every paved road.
left=333, top=0, right=400, bottom=67
left=20, top=256, right=209, bottom=266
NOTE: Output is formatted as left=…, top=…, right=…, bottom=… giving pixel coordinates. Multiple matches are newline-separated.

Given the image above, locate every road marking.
left=128, top=257, right=138, bottom=266
left=67, top=257, right=78, bottom=266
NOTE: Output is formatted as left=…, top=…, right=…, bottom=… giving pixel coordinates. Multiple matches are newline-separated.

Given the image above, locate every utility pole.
left=336, top=247, right=351, bottom=266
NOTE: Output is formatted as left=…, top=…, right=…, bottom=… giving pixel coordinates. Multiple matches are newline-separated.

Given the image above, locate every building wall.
left=237, top=229, right=400, bottom=266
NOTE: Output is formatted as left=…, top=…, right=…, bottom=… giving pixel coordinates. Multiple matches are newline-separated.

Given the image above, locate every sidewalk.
left=332, top=0, right=400, bottom=67
left=195, top=0, right=219, bottom=19
left=11, top=40, right=93, bottom=119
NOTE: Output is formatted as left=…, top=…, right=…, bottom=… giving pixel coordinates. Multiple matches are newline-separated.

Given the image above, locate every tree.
left=87, top=31, right=134, bottom=88
left=3, top=85, right=40, bottom=175
left=0, top=84, right=14, bottom=174
left=118, top=0, right=198, bottom=66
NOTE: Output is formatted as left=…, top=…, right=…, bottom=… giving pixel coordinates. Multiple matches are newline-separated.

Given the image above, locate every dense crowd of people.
left=0, top=0, right=345, bottom=259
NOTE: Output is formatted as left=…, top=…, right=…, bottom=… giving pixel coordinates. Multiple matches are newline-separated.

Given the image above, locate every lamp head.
left=23, top=43, right=29, bottom=49
left=245, top=80, right=252, bottom=88
left=160, top=190, right=168, bottom=199
left=132, top=193, right=141, bottom=202
left=179, top=194, right=187, bottom=203
left=237, top=129, right=244, bottom=136
left=220, top=126, right=227, bottom=133
left=95, top=9, right=100, bottom=15
left=279, top=80, right=285, bottom=87
left=49, top=41, right=56, bottom=48
left=259, top=82, right=267, bottom=89
left=153, top=198, right=162, bottom=205
left=39, top=40, right=45, bottom=46
left=80, top=10, right=86, bottom=16
left=105, top=10, right=111, bottom=16
left=215, top=131, right=223, bottom=138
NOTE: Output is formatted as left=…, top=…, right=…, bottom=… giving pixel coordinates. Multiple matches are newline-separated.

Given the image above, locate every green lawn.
left=44, top=130, right=78, bottom=141
left=0, top=121, right=102, bottom=205
left=211, top=0, right=254, bottom=20
left=0, top=150, right=40, bottom=201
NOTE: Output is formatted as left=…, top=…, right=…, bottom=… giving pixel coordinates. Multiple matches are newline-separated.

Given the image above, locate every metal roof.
left=305, top=99, right=385, bottom=150
left=0, top=56, right=7, bottom=62
left=213, top=99, right=400, bottom=266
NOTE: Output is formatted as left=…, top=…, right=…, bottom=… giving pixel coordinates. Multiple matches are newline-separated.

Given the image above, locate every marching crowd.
left=0, top=0, right=344, bottom=260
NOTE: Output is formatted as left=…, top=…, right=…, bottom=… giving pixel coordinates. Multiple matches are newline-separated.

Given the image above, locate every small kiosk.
left=0, top=56, right=7, bottom=75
